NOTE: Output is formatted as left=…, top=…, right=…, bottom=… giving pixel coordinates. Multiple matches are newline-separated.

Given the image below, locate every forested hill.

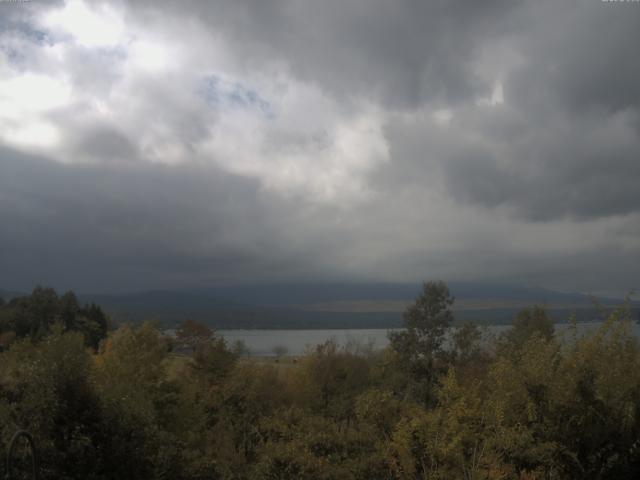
left=75, top=282, right=637, bottom=329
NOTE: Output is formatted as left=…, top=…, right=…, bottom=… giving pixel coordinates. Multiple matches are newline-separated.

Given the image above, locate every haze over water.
left=219, top=322, right=640, bottom=356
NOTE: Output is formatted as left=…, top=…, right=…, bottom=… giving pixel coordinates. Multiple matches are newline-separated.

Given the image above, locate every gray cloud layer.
left=0, top=0, right=639, bottom=294
left=129, top=0, right=515, bottom=107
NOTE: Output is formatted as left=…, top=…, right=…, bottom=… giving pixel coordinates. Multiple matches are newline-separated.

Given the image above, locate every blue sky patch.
left=201, top=74, right=274, bottom=119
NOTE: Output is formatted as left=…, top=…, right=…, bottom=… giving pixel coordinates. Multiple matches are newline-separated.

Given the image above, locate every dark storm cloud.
left=442, top=108, right=640, bottom=221
left=472, top=0, right=640, bottom=220
left=508, top=1, right=640, bottom=116
left=375, top=106, right=640, bottom=222
left=368, top=0, right=640, bottom=221
left=0, top=146, right=349, bottom=292
left=69, top=124, right=138, bottom=163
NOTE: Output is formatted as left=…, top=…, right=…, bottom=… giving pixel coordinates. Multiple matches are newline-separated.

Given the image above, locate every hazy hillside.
left=73, top=282, right=637, bottom=329
left=0, top=289, right=22, bottom=301
left=3, top=283, right=634, bottom=329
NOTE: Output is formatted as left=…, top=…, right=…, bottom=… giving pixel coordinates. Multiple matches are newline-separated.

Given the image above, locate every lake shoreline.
left=214, top=321, right=637, bottom=357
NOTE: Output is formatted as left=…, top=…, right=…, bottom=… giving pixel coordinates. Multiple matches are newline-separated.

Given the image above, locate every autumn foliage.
left=1, top=283, right=640, bottom=479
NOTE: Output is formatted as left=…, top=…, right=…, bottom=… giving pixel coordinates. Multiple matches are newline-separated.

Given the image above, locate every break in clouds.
left=0, top=0, right=639, bottom=294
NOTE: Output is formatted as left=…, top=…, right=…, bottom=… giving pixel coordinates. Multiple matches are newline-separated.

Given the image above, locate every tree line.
left=1, top=282, right=639, bottom=479
left=0, top=286, right=109, bottom=350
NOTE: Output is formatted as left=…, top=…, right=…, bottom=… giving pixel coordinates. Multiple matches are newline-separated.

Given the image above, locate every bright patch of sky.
left=198, top=79, right=389, bottom=202
left=0, top=0, right=390, bottom=202
left=43, top=0, right=126, bottom=48
left=0, top=73, right=70, bottom=149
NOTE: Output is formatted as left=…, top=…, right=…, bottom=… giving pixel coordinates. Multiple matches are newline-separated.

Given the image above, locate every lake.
left=218, top=321, right=640, bottom=356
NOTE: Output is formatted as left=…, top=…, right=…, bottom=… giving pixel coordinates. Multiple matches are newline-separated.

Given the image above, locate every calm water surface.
left=218, top=322, right=640, bottom=356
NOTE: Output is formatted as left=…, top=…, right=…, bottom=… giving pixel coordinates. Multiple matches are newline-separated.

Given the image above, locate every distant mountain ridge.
left=0, top=289, right=23, bottom=301
left=3, top=282, right=636, bottom=329
left=79, top=282, right=636, bottom=328
left=85, top=281, right=626, bottom=307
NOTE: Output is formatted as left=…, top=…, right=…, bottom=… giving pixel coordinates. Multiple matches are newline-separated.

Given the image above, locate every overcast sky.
left=0, top=0, right=639, bottom=295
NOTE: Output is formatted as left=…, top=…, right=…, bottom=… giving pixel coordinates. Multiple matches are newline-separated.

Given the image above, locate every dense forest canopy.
left=1, top=282, right=640, bottom=479
left=0, top=286, right=109, bottom=350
